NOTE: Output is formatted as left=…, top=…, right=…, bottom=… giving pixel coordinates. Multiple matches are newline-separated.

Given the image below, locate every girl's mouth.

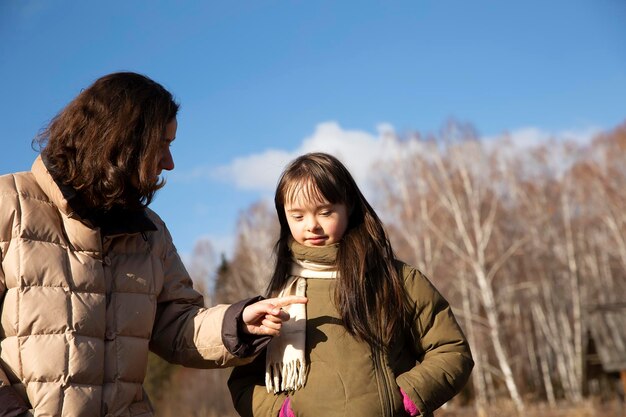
left=306, top=236, right=327, bottom=245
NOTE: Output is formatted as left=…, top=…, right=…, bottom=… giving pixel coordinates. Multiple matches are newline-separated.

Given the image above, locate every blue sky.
left=1, top=0, right=625, bottom=258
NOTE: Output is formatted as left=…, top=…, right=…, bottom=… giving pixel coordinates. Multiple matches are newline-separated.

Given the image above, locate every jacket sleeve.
left=0, top=177, right=31, bottom=417
left=1, top=264, right=31, bottom=417
left=228, top=351, right=287, bottom=417
left=148, top=220, right=253, bottom=368
left=0, top=259, right=11, bottom=385
left=222, top=297, right=272, bottom=358
left=395, top=265, right=474, bottom=415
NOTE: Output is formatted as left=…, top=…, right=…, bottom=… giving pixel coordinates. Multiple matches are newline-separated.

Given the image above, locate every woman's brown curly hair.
left=35, top=72, right=179, bottom=210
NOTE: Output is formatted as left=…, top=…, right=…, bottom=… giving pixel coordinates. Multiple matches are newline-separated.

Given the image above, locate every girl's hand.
left=400, top=388, right=420, bottom=416
left=241, top=296, right=307, bottom=336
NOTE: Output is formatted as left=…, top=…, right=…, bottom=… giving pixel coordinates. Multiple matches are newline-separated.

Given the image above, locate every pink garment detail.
left=400, top=388, right=420, bottom=416
left=279, top=397, right=295, bottom=417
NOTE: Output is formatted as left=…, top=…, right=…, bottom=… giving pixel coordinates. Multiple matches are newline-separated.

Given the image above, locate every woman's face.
left=155, top=118, right=177, bottom=177
left=284, top=190, right=349, bottom=247
left=131, top=118, right=177, bottom=190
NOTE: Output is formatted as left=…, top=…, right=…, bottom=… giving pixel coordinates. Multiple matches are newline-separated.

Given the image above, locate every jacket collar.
left=32, top=155, right=157, bottom=236
left=32, top=155, right=74, bottom=217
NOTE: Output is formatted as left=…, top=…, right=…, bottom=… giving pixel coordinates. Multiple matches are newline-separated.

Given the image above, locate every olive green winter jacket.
left=229, top=252, right=473, bottom=417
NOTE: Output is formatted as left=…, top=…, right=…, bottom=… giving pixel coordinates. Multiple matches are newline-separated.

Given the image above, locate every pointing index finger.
left=268, top=295, right=308, bottom=309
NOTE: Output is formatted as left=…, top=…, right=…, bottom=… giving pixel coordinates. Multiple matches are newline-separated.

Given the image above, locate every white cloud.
left=210, top=121, right=399, bottom=195
left=557, top=127, right=602, bottom=145
left=207, top=122, right=604, bottom=196
left=213, top=149, right=293, bottom=191
left=485, top=126, right=600, bottom=149
left=178, top=122, right=602, bottom=194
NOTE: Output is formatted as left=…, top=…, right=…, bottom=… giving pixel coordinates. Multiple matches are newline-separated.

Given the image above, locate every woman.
left=0, top=72, right=305, bottom=417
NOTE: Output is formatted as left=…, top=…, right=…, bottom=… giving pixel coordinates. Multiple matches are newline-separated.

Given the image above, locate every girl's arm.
left=228, top=351, right=287, bottom=417
left=395, top=265, right=474, bottom=415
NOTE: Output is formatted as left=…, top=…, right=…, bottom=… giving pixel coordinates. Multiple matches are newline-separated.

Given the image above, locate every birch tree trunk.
left=560, top=182, right=584, bottom=401
left=419, top=137, right=526, bottom=414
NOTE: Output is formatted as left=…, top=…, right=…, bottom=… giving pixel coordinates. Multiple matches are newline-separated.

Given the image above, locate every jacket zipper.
left=373, top=348, right=395, bottom=417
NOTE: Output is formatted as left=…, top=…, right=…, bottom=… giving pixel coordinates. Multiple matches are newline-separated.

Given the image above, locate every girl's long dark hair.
left=269, top=152, right=411, bottom=349
left=34, top=71, right=179, bottom=210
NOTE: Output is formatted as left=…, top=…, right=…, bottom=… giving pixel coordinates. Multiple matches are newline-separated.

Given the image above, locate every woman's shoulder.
left=0, top=170, right=41, bottom=197
left=0, top=170, right=51, bottom=218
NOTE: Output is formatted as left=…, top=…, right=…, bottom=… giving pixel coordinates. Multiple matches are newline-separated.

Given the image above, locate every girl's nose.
left=305, top=217, right=319, bottom=232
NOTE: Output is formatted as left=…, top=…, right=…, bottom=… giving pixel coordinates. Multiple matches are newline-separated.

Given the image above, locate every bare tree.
left=375, top=124, right=527, bottom=414
left=373, top=133, right=445, bottom=278
left=214, top=200, right=278, bottom=303
left=583, top=125, right=626, bottom=277
left=188, top=238, right=217, bottom=302
left=423, top=134, right=525, bottom=414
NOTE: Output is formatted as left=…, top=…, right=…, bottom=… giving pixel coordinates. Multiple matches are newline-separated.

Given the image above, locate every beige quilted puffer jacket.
left=0, top=157, right=242, bottom=416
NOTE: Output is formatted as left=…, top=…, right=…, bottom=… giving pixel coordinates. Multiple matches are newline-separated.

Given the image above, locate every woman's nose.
left=159, top=148, right=175, bottom=171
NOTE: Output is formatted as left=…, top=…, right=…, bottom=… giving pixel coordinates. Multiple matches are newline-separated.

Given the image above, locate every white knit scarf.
left=264, top=258, right=337, bottom=393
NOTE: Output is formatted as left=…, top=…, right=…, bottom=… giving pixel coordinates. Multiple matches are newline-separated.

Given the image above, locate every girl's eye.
left=291, top=215, right=303, bottom=221
left=320, top=210, right=331, bottom=216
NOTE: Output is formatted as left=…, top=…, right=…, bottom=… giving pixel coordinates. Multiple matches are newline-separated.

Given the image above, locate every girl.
left=229, top=152, right=473, bottom=417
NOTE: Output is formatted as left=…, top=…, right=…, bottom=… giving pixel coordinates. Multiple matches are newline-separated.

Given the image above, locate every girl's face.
left=284, top=191, right=349, bottom=247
